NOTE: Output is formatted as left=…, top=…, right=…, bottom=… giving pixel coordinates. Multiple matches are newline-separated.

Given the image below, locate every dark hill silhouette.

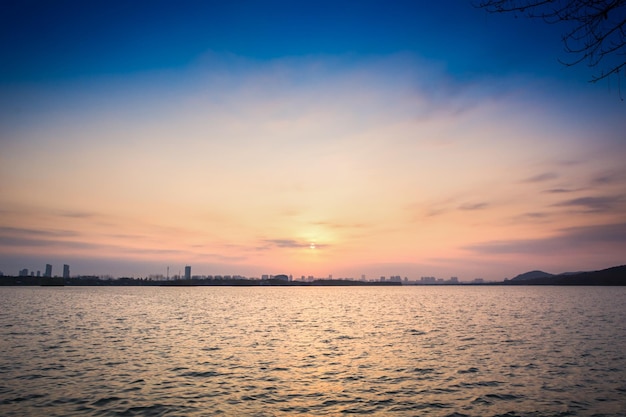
left=506, top=265, right=626, bottom=285
left=511, top=270, right=554, bottom=281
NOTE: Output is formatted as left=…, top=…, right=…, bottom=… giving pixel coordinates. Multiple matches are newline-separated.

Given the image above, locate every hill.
left=506, top=265, right=626, bottom=285
left=510, top=270, right=554, bottom=281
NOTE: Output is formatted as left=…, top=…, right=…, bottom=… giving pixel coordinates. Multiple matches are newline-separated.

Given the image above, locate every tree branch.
left=476, top=0, right=626, bottom=82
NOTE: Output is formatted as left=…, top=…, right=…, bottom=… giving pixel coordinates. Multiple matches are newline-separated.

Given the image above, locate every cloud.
left=107, top=233, right=147, bottom=240
left=262, top=239, right=309, bottom=248
left=0, top=236, right=58, bottom=248
left=591, top=171, right=623, bottom=186
left=553, top=195, right=624, bottom=212
left=543, top=188, right=578, bottom=194
left=55, top=210, right=98, bottom=219
left=259, top=239, right=329, bottom=250
left=0, top=226, right=78, bottom=240
left=0, top=235, right=102, bottom=251
left=522, top=172, right=559, bottom=183
left=266, top=239, right=306, bottom=248
left=515, top=212, right=551, bottom=220
left=420, top=200, right=489, bottom=217
left=424, top=208, right=448, bottom=218
left=561, top=223, right=626, bottom=243
left=464, top=222, right=626, bottom=255
left=0, top=226, right=188, bottom=257
left=458, top=202, right=489, bottom=211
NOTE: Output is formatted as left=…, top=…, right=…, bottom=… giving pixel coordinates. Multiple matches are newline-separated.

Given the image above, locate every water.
left=1, top=286, right=625, bottom=416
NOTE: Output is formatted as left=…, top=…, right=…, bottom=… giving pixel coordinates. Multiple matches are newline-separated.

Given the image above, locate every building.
left=184, top=266, right=191, bottom=280
left=19, top=268, right=29, bottom=277
left=63, top=264, right=70, bottom=279
left=44, top=264, right=52, bottom=278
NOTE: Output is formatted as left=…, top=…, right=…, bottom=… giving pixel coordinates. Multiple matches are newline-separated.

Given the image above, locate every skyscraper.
left=63, top=264, right=70, bottom=279
left=184, top=265, right=191, bottom=280
left=44, top=264, right=52, bottom=278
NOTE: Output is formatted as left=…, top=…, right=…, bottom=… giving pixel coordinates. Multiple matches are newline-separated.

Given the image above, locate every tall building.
left=184, top=266, right=191, bottom=280
left=44, top=264, right=52, bottom=278
left=63, top=264, right=70, bottom=279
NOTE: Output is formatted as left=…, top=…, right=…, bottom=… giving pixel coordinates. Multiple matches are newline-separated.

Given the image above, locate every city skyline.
left=1, top=1, right=625, bottom=280
left=6, top=262, right=467, bottom=282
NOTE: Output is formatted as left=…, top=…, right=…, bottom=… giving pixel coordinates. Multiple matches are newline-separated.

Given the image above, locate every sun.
left=309, top=243, right=316, bottom=250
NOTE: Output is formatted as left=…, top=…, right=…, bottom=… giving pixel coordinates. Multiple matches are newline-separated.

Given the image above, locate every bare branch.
left=476, top=0, right=626, bottom=83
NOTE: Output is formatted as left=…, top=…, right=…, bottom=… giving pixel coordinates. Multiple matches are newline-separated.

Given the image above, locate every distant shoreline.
left=0, top=277, right=404, bottom=287
left=2, top=265, right=624, bottom=286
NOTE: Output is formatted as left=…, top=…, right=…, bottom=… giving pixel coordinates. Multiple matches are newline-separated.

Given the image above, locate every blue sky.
left=1, top=1, right=624, bottom=279
left=2, top=0, right=575, bottom=82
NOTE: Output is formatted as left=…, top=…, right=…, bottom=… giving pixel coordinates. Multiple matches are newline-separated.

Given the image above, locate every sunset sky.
left=1, top=1, right=625, bottom=280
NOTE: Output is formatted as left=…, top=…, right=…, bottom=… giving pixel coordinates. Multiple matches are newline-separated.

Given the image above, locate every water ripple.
left=1, top=286, right=625, bottom=416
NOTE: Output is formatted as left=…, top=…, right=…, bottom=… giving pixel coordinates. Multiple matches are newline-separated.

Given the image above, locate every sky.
left=1, top=0, right=625, bottom=280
